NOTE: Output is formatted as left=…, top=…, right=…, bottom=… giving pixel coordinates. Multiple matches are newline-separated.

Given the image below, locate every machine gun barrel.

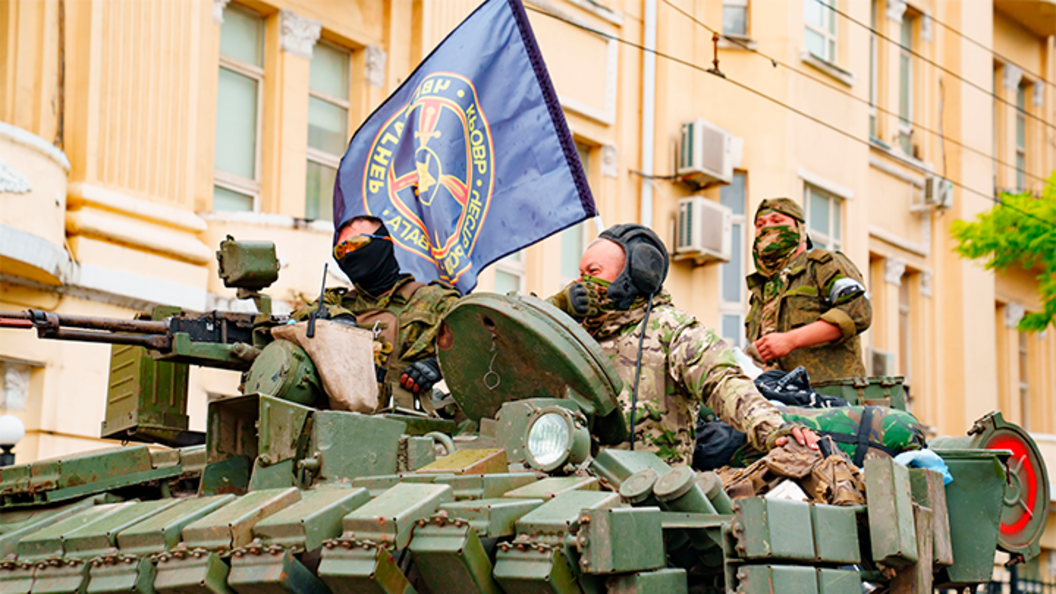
left=0, top=309, right=173, bottom=349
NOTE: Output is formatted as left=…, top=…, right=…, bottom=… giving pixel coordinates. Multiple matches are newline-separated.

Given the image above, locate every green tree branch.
left=951, top=179, right=1056, bottom=333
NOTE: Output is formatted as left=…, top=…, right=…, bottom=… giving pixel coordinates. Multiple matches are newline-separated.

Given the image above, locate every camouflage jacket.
left=584, top=292, right=786, bottom=464
left=291, top=275, right=460, bottom=364
left=746, top=249, right=871, bottom=383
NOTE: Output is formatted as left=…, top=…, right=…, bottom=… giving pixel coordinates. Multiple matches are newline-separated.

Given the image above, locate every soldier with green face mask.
left=549, top=224, right=820, bottom=465
left=746, top=198, right=872, bottom=382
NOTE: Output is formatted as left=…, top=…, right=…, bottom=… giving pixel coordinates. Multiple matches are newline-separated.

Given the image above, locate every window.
left=994, top=64, right=1001, bottom=191
left=804, top=0, right=836, bottom=63
left=494, top=252, right=525, bottom=294
left=559, top=144, right=592, bottom=284
left=214, top=5, right=264, bottom=212
left=898, top=14, right=914, bottom=155
left=868, top=0, right=879, bottom=139
left=723, top=0, right=748, bottom=37
left=804, top=184, right=842, bottom=250
left=306, top=42, right=351, bottom=221
left=1019, top=331, right=1029, bottom=429
left=561, top=223, right=585, bottom=283
left=898, top=275, right=911, bottom=386
left=1016, top=82, right=1028, bottom=191
left=719, top=172, right=747, bottom=347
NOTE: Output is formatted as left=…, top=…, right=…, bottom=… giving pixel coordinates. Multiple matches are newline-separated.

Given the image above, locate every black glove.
left=568, top=283, right=602, bottom=318
left=401, top=358, right=442, bottom=394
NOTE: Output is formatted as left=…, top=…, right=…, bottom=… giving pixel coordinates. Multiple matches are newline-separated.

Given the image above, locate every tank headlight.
left=524, top=407, right=591, bottom=473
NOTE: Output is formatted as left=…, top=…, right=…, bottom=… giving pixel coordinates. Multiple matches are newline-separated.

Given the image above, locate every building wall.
left=1, top=0, right=1056, bottom=574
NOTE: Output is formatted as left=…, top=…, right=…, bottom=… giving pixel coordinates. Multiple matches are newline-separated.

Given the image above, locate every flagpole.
left=593, top=215, right=605, bottom=236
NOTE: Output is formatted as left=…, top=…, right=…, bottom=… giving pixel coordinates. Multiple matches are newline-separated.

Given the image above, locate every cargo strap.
left=816, top=406, right=897, bottom=467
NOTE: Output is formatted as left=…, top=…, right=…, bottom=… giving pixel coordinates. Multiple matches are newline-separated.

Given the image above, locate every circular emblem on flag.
left=361, top=72, right=495, bottom=284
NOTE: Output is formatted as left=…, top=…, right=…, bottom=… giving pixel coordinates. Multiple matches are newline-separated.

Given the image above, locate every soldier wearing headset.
left=548, top=224, right=819, bottom=466
left=746, top=198, right=872, bottom=382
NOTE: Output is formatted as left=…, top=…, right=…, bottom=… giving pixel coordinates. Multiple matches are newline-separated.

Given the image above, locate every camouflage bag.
left=782, top=405, right=926, bottom=467
left=717, top=438, right=866, bottom=505
left=800, top=438, right=866, bottom=506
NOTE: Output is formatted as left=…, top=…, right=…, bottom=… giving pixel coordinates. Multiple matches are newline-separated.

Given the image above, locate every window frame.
left=898, top=274, right=912, bottom=387
left=868, top=0, right=879, bottom=139
left=803, top=183, right=843, bottom=251
left=494, top=253, right=527, bottom=294
left=1016, top=82, right=1029, bottom=192
left=306, top=40, right=352, bottom=220
left=897, top=13, right=914, bottom=155
left=718, top=171, right=748, bottom=348
left=1018, top=330, right=1030, bottom=429
left=556, top=142, right=594, bottom=286
left=723, top=0, right=749, bottom=38
left=804, top=0, right=837, bottom=64
left=215, top=4, right=265, bottom=213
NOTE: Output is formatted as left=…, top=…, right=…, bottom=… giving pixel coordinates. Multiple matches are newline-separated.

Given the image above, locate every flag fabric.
left=332, top=0, right=596, bottom=294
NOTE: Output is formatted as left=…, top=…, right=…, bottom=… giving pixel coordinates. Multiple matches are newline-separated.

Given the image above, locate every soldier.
left=549, top=223, right=818, bottom=465
left=746, top=198, right=872, bottom=382
left=292, top=216, right=460, bottom=411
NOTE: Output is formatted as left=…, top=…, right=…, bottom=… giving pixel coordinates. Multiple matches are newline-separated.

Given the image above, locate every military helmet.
left=598, top=223, right=669, bottom=310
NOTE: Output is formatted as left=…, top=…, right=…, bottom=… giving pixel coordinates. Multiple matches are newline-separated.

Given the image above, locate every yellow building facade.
left=2, top=0, right=1056, bottom=577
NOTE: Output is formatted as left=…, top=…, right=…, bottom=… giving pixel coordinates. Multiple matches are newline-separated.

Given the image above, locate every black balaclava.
left=335, top=222, right=404, bottom=297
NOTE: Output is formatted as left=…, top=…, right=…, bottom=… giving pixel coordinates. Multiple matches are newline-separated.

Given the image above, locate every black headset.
left=598, top=224, right=670, bottom=310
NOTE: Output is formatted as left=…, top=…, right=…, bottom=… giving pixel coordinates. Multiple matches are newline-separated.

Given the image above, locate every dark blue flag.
left=333, top=0, right=595, bottom=293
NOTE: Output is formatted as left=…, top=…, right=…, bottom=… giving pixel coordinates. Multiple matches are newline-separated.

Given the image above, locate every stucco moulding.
left=365, top=46, right=386, bottom=89
left=884, top=258, right=907, bottom=285
left=0, top=160, right=32, bottom=194
left=1005, top=303, right=1026, bottom=328
left=65, top=183, right=213, bottom=266
left=0, top=224, right=73, bottom=285
left=279, top=9, right=322, bottom=60
left=0, top=122, right=70, bottom=172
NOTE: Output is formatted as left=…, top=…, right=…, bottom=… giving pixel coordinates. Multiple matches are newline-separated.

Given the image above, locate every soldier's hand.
left=401, top=359, right=442, bottom=394
left=753, top=333, right=797, bottom=361
left=567, top=282, right=602, bottom=319
left=774, top=426, right=820, bottom=450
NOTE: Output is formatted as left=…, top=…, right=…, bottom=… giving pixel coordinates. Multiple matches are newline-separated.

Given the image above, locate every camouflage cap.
left=755, top=197, right=812, bottom=249
left=755, top=198, right=805, bottom=224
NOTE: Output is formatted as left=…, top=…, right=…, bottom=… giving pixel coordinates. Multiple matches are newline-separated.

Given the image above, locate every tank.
left=0, top=238, right=1047, bottom=594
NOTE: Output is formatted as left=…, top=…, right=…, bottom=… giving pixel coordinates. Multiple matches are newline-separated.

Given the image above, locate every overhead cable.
left=660, top=0, right=1051, bottom=190
left=814, top=0, right=1056, bottom=133
left=522, top=4, right=1056, bottom=229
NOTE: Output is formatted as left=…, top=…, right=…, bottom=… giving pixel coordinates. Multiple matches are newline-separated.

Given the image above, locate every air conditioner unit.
left=869, top=348, right=896, bottom=377
left=678, top=119, right=734, bottom=187
left=675, top=197, right=732, bottom=264
left=923, top=175, right=953, bottom=210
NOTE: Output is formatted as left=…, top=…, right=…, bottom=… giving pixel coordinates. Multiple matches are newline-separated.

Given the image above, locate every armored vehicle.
left=0, top=238, right=1047, bottom=594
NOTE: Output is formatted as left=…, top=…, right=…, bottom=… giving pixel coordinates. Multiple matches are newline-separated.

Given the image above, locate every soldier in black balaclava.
left=292, top=216, right=461, bottom=413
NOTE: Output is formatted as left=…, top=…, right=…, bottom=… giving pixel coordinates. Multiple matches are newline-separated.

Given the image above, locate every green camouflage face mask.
left=753, top=225, right=802, bottom=278
left=581, top=274, right=611, bottom=288
left=581, top=275, right=617, bottom=313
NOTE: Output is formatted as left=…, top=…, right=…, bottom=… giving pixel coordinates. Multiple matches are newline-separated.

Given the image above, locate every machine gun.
left=0, top=236, right=316, bottom=447
left=1, top=235, right=281, bottom=370
left=0, top=308, right=262, bottom=370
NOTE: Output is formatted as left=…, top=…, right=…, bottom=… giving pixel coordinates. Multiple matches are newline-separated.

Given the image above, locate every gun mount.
left=0, top=237, right=302, bottom=447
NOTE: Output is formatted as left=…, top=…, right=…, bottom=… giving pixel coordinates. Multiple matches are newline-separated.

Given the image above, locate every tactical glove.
left=549, top=282, right=602, bottom=320
left=764, top=422, right=811, bottom=452
left=401, top=358, right=442, bottom=394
